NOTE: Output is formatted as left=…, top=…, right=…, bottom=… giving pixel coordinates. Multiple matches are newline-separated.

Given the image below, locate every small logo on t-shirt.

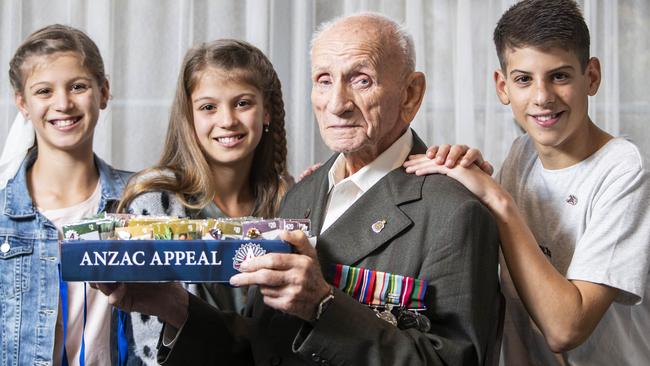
left=565, top=195, right=578, bottom=206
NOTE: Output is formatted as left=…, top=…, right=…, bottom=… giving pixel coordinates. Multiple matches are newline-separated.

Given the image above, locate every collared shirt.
left=321, top=129, right=413, bottom=232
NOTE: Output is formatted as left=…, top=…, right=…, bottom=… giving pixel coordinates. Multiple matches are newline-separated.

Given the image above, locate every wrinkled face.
left=15, top=52, right=108, bottom=155
left=310, top=21, right=407, bottom=163
left=191, top=67, right=268, bottom=168
left=495, top=47, right=600, bottom=153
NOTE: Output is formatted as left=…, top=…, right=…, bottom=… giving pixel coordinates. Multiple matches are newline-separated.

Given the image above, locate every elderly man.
left=100, top=13, right=501, bottom=365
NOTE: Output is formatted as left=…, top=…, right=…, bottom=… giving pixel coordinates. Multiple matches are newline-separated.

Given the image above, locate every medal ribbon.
left=331, top=264, right=427, bottom=309
left=58, top=265, right=86, bottom=366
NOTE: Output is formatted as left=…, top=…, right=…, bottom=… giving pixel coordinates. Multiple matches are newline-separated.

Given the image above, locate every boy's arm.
left=490, top=190, right=618, bottom=352
left=407, top=162, right=619, bottom=353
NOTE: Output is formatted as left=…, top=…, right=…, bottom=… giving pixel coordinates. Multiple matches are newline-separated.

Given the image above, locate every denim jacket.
left=0, top=149, right=131, bottom=366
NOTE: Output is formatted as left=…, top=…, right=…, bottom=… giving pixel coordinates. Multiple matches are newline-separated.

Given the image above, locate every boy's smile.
left=494, top=47, right=606, bottom=169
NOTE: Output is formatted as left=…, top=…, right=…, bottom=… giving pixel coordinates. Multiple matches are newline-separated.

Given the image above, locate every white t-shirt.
left=497, top=135, right=650, bottom=366
left=41, top=183, right=112, bottom=366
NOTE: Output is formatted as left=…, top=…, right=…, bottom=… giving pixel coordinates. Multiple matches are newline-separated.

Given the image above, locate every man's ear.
left=585, top=57, right=601, bottom=96
left=494, top=69, right=510, bottom=105
left=400, top=71, right=426, bottom=123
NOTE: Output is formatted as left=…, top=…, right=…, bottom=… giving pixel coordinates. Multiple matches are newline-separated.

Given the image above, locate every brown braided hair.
left=119, top=39, right=290, bottom=218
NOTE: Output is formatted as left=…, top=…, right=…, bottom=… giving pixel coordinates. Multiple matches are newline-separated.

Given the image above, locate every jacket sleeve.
left=157, top=294, right=254, bottom=365
left=292, top=200, right=501, bottom=365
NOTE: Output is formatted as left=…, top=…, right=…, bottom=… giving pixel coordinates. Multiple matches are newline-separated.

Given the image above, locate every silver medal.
left=373, top=305, right=397, bottom=326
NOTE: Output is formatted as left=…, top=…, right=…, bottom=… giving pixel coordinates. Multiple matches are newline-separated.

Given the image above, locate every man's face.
left=495, top=46, right=600, bottom=155
left=310, top=21, right=407, bottom=166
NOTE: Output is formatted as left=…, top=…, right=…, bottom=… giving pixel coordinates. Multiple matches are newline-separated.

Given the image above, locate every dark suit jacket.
left=159, top=131, right=501, bottom=365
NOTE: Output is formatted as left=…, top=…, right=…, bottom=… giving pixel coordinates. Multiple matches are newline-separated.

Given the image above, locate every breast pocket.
left=0, top=236, right=34, bottom=298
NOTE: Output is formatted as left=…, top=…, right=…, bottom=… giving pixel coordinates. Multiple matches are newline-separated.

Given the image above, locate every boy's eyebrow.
left=509, top=64, right=576, bottom=75
left=547, top=65, right=576, bottom=73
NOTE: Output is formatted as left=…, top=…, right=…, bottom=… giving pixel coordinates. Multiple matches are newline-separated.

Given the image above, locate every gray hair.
left=310, top=12, right=416, bottom=74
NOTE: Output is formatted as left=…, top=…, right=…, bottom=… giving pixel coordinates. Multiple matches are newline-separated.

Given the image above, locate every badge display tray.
left=60, top=239, right=291, bottom=282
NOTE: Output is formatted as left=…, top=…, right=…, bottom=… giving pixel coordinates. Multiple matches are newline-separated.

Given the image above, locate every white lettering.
left=211, top=251, right=222, bottom=265
left=186, top=251, right=196, bottom=265
left=119, top=252, right=133, bottom=266
left=174, top=251, right=186, bottom=265
left=80, top=252, right=92, bottom=266
left=94, top=252, right=107, bottom=266
left=150, top=252, right=162, bottom=266
left=132, top=251, right=145, bottom=266
left=108, top=251, right=119, bottom=266
left=197, top=251, right=209, bottom=265
left=164, top=251, right=174, bottom=265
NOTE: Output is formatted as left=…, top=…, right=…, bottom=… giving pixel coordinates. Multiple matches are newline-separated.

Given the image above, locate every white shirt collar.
left=327, top=128, right=413, bottom=193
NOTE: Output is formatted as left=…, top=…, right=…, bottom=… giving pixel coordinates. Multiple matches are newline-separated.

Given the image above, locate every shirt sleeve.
left=566, top=165, right=650, bottom=305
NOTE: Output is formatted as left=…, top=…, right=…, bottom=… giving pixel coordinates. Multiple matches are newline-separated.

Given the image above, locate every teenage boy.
left=404, top=0, right=650, bottom=364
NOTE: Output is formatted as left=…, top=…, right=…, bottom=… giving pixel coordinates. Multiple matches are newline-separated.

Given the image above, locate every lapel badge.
left=371, top=219, right=386, bottom=234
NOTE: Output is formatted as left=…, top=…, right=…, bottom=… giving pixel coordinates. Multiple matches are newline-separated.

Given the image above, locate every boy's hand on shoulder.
left=403, top=144, right=493, bottom=176
left=404, top=155, right=504, bottom=208
left=298, top=163, right=322, bottom=182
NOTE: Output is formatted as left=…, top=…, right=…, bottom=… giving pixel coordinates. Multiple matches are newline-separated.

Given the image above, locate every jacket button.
left=0, top=242, right=9, bottom=253
left=270, top=355, right=282, bottom=366
left=311, top=353, right=321, bottom=362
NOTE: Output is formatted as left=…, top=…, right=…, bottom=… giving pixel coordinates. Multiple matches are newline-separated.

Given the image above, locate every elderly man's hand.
left=91, top=282, right=189, bottom=328
left=229, top=230, right=331, bottom=321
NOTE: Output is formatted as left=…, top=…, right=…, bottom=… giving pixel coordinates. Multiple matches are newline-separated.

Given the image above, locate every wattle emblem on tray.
left=233, top=243, right=267, bottom=271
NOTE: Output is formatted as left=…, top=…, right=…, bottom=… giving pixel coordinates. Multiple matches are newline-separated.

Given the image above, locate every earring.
left=264, top=125, right=270, bottom=133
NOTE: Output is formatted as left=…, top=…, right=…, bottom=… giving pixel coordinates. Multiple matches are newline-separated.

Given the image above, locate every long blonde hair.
left=119, top=39, right=290, bottom=218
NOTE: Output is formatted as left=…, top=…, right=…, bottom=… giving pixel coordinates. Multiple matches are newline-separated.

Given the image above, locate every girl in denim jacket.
left=0, top=25, right=132, bottom=366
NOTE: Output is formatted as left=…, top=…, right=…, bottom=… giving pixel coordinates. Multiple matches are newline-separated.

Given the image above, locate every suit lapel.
left=317, top=131, right=428, bottom=267
left=300, top=154, right=337, bottom=235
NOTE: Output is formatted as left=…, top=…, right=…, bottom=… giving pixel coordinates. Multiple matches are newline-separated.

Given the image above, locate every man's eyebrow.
left=311, top=60, right=375, bottom=75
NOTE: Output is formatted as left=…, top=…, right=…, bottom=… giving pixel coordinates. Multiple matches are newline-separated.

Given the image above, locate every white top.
left=321, top=129, right=413, bottom=232
left=497, top=134, right=650, bottom=366
left=41, top=183, right=112, bottom=366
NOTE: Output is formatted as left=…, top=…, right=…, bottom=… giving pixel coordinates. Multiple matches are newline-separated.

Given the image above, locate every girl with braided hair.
left=116, top=39, right=291, bottom=365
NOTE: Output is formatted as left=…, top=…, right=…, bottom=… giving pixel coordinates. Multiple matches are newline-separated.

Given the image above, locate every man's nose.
left=326, top=83, right=354, bottom=116
left=533, top=80, right=555, bottom=107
